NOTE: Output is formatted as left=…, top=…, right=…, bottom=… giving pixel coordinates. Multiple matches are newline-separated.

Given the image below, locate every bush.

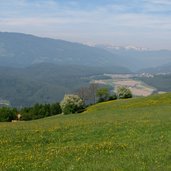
left=50, top=103, right=62, bottom=115
left=117, top=86, right=133, bottom=99
left=60, top=94, right=84, bottom=114
left=108, top=93, right=117, bottom=100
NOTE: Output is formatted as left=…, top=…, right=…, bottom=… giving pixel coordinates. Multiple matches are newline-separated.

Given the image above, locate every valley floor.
left=93, top=74, right=156, bottom=97
left=0, top=93, right=171, bottom=170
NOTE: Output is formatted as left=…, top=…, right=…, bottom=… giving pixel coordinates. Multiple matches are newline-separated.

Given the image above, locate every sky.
left=0, top=0, right=171, bottom=50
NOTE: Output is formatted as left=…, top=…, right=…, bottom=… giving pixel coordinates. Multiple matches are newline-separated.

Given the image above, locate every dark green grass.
left=0, top=93, right=171, bottom=170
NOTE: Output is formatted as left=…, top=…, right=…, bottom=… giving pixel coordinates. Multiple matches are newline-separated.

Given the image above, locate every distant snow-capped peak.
left=84, top=43, right=149, bottom=51
left=124, top=45, right=149, bottom=51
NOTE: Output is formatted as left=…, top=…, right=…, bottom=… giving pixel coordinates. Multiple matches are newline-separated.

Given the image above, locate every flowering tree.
left=117, top=86, right=133, bottom=99
left=60, top=94, right=84, bottom=114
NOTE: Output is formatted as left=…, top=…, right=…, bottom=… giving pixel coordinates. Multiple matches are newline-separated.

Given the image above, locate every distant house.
left=17, top=114, right=22, bottom=121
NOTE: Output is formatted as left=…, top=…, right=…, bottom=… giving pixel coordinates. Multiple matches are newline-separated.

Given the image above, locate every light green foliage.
left=117, top=86, right=132, bottom=99
left=96, top=87, right=110, bottom=102
left=60, top=94, right=84, bottom=114
left=0, top=93, right=171, bottom=170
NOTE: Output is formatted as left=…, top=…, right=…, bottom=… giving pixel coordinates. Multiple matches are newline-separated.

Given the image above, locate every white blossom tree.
left=117, top=86, right=132, bottom=99
left=60, top=94, right=84, bottom=114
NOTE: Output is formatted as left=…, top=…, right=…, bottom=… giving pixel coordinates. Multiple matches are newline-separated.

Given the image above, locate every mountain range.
left=139, top=63, right=171, bottom=73
left=1, top=32, right=171, bottom=72
left=95, top=44, right=171, bottom=71
left=0, top=32, right=125, bottom=69
left=0, top=32, right=171, bottom=106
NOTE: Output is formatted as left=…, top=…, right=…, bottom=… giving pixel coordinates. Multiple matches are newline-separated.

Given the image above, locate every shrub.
left=60, top=94, right=84, bottom=114
left=49, top=103, right=61, bottom=115
left=117, top=86, right=133, bottom=99
left=108, top=93, right=117, bottom=100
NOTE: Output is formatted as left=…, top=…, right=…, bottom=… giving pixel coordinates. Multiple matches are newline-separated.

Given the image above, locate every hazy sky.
left=0, top=0, right=171, bottom=49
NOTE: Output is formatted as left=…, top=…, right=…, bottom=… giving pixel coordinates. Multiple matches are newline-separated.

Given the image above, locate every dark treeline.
left=0, top=107, right=17, bottom=122
left=0, top=102, right=62, bottom=122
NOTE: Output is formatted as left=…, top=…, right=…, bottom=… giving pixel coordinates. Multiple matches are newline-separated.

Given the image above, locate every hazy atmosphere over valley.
left=0, top=0, right=171, bottom=106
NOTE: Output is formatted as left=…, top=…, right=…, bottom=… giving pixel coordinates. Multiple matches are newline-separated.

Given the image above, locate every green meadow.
left=0, top=93, right=171, bottom=171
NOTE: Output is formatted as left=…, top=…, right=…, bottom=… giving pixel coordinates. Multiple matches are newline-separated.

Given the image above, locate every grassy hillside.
left=0, top=93, right=171, bottom=170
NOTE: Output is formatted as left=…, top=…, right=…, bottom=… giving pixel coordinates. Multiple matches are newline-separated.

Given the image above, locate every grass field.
left=0, top=93, right=171, bottom=171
